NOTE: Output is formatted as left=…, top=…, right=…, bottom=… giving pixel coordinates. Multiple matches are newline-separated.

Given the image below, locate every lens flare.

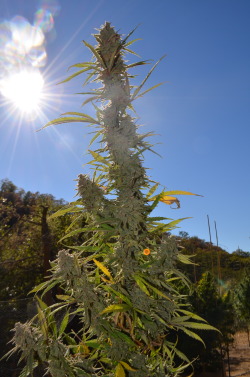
left=0, top=0, right=60, bottom=118
left=0, top=70, right=44, bottom=113
left=34, top=9, right=54, bottom=33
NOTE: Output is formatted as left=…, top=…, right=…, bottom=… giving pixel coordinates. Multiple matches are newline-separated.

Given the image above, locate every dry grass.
left=225, top=332, right=250, bottom=377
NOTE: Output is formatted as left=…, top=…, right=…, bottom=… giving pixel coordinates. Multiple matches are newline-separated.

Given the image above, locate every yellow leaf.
left=93, top=259, right=113, bottom=280
left=120, top=361, right=137, bottom=371
left=160, top=195, right=180, bottom=207
left=77, top=343, right=90, bottom=355
left=101, top=276, right=114, bottom=284
left=161, top=190, right=203, bottom=197
left=115, top=363, right=126, bottom=377
left=100, top=304, right=130, bottom=315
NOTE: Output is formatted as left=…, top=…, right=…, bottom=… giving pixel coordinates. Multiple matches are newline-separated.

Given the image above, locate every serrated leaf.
left=59, top=312, right=69, bottom=335
left=131, top=55, right=166, bottom=100
left=120, top=361, right=137, bottom=371
left=62, top=112, right=99, bottom=124
left=83, top=40, right=106, bottom=67
left=93, top=259, right=113, bottom=280
left=56, top=295, right=75, bottom=302
left=36, top=296, right=48, bottom=311
left=124, top=47, right=141, bottom=57
left=146, top=182, right=159, bottom=199
left=134, top=275, right=150, bottom=296
left=126, top=60, right=150, bottom=69
left=176, top=309, right=207, bottom=322
left=177, top=253, right=195, bottom=265
left=89, top=150, right=110, bottom=165
left=161, top=190, right=203, bottom=197
left=58, top=67, right=92, bottom=84
left=100, top=304, right=130, bottom=315
left=164, top=218, right=191, bottom=230
left=29, top=281, right=49, bottom=294
left=174, top=348, right=190, bottom=363
left=59, top=228, right=85, bottom=242
left=142, top=278, right=172, bottom=301
left=101, top=276, right=114, bottom=284
left=134, top=82, right=165, bottom=100
left=112, top=330, right=135, bottom=346
left=182, top=322, right=219, bottom=331
left=82, top=71, right=96, bottom=88
left=180, top=327, right=205, bottom=346
left=81, top=95, right=101, bottom=106
left=160, top=196, right=179, bottom=206
left=148, top=216, right=170, bottom=221
left=68, top=62, right=95, bottom=69
left=121, top=25, right=140, bottom=46
left=39, top=116, right=99, bottom=131
left=36, top=304, right=48, bottom=337
left=102, top=286, right=133, bottom=306
left=124, top=38, right=142, bottom=48
left=115, top=363, right=125, bottom=377
left=89, top=130, right=102, bottom=146
left=49, top=206, right=83, bottom=220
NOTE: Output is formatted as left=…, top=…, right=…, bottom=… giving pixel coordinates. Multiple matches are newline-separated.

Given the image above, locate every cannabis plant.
left=8, top=23, right=215, bottom=377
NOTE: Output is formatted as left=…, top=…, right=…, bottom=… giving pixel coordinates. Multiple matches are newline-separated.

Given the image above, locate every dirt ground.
left=225, top=332, right=250, bottom=377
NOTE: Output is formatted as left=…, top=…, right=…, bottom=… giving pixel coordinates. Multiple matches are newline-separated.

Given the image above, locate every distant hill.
left=176, top=233, right=250, bottom=285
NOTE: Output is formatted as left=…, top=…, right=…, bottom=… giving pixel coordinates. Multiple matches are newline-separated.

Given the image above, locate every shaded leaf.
left=59, top=312, right=70, bottom=335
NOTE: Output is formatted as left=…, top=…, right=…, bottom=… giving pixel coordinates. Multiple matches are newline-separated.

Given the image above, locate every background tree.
left=173, top=272, right=235, bottom=374
left=233, top=272, right=250, bottom=345
left=0, top=179, right=74, bottom=376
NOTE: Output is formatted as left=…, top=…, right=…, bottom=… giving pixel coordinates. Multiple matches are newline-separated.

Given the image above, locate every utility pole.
left=207, top=215, right=214, bottom=272
left=207, top=215, right=212, bottom=244
left=215, top=220, right=222, bottom=293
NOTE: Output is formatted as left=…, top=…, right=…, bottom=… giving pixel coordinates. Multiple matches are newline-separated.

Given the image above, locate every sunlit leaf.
left=146, top=182, right=159, bottom=199
left=134, top=82, right=165, bottom=100
left=120, top=361, right=137, bottom=371
left=68, top=62, right=95, bottom=70
left=62, top=112, right=100, bottom=124
left=131, top=55, right=166, bottom=100
left=93, top=259, right=113, bottom=280
left=161, top=190, right=203, bottom=197
left=83, top=40, right=106, bottom=68
left=81, top=95, right=101, bottom=107
left=58, top=67, right=93, bottom=84
left=48, top=206, right=83, bottom=220
left=115, top=363, right=125, bottom=377
left=100, top=304, right=130, bottom=315
left=160, top=196, right=180, bottom=207
left=89, top=150, right=110, bottom=165
left=39, top=116, right=99, bottom=131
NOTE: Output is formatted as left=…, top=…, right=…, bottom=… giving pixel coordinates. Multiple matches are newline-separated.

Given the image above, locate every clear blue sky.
left=0, top=0, right=249, bottom=253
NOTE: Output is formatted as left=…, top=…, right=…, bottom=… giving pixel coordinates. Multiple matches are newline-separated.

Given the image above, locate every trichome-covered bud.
left=55, top=249, right=81, bottom=280
left=77, top=174, right=104, bottom=212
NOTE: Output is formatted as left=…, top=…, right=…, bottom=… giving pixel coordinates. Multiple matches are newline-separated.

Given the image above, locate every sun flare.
left=0, top=70, right=44, bottom=114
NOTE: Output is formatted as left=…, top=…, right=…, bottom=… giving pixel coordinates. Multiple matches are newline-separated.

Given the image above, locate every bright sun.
left=0, top=70, right=44, bottom=114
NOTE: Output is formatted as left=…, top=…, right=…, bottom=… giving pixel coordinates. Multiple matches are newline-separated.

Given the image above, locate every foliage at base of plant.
left=7, top=23, right=215, bottom=377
